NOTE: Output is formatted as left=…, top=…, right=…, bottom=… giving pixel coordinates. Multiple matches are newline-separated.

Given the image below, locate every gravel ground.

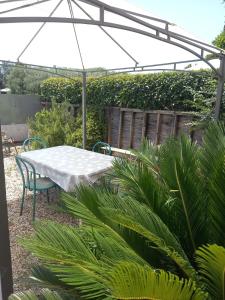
left=4, top=147, right=78, bottom=292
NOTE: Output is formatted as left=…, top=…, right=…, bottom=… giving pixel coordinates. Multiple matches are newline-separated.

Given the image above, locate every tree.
left=205, top=27, right=225, bottom=60
left=213, top=28, right=225, bottom=49
left=0, top=62, right=11, bottom=90
left=6, top=65, right=49, bottom=94
left=9, top=123, right=225, bottom=299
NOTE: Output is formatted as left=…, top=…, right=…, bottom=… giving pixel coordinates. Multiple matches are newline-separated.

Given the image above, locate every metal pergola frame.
left=0, top=0, right=225, bottom=298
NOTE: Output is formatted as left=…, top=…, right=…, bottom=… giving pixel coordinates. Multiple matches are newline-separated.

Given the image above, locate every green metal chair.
left=22, top=136, right=47, bottom=152
left=92, top=141, right=112, bottom=155
left=16, top=155, right=57, bottom=221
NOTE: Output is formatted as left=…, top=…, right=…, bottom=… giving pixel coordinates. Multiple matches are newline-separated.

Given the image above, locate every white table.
left=19, top=146, right=114, bottom=192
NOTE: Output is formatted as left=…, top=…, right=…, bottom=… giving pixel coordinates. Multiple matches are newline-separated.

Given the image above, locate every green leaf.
left=9, top=289, right=63, bottom=300
left=159, top=135, right=207, bottom=254
left=112, top=157, right=167, bottom=217
left=196, top=244, right=225, bottom=300
left=100, top=199, right=195, bottom=280
left=109, top=262, right=205, bottom=300
left=199, top=122, right=225, bottom=245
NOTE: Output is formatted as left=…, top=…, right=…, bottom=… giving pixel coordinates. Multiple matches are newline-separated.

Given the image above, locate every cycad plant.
left=10, top=123, right=225, bottom=300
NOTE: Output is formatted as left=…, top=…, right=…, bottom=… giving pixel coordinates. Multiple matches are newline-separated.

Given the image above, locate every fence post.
left=0, top=123, right=13, bottom=300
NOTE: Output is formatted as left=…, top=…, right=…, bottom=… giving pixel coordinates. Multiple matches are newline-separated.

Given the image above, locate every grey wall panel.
left=0, top=95, right=41, bottom=125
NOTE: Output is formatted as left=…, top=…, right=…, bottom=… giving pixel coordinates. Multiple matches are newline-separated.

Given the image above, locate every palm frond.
left=112, top=158, right=168, bottom=218
left=64, top=185, right=195, bottom=278
left=80, top=226, right=147, bottom=266
left=199, top=122, right=225, bottom=245
left=30, top=265, right=77, bottom=297
left=100, top=196, right=195, bottom=279
left=9, top=289, right=63, bottom=300
left=62, top=188, right=119, bottom=230
left=62, top=188, right=162, bottom=269
left=60, top=193, right=104, bottom=228
left=21, top=219, right=147, bottom=299
left=196, top=244, right=225, bottom=300
left=26, top=221, right=99, bottom=264
left=21, top=221, right=109, bottom=299
left=131, top=138, right=160, bottom=174
left=159, top=134, right=207, bottom=255
left=44, top=264, right=110, bottom=300
left=109, top=262, right=206, bottom=300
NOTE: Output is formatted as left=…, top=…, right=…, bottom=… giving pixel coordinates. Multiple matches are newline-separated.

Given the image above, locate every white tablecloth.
left=20, top=146, right=114, bottom=192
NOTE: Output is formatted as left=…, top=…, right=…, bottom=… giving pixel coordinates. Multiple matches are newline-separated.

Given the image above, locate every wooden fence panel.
left=159, top=114, right=175, bottom=144
left=110, top=107, right=120, bottom=147
left=107, top=107, right=200, bottom=149
left=120, top=111, right=132, bottom=149
left=132, top=112, right=144, bottom=149
left=177, top=115, right=192, bottom=137
left=145, top=113, right=157, bottom=142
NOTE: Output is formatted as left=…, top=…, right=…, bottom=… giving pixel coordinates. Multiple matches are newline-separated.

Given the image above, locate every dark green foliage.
left=40, top=71, right=217, bottom=111
left=205, top=29, right=225, bottom=60
left=40, top=77, right=82, bottom=104
left=213, top=30, right=225, bottom=50
left=28, top=102, right=104, bottom=149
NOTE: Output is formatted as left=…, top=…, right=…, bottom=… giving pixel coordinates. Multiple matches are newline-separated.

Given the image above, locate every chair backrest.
left=23, top=137, right=47, bottom=152
left=15, top=156, right=36, bottom=190
left=92, top=141, right=112, bottom=155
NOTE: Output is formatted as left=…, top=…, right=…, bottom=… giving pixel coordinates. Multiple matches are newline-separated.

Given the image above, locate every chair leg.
left=32, top=190, right=37, bottom=221
left=20, top=186, right=26, bottom=216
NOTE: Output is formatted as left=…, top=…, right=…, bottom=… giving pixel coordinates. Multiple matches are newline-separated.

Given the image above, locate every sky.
left=0, top=0, right=224, bottom=69
left=129, top=0, right=225, bottom=43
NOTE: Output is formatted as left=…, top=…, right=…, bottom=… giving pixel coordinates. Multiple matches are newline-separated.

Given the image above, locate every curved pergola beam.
left=0, top=16, right=220, bottom=76
left=0, top=0, right=51, bottom=15
left=78, top=0, right=221, bottom=54
left=0, top=0, right=222, bottom=57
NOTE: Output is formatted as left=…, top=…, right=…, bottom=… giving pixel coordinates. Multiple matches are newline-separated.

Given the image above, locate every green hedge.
left=40, top=71, right=217, bottom=111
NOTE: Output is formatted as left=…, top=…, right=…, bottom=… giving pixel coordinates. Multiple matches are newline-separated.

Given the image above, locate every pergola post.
left=215, top=55, right=225, bottom=120
left=82, top=71, right=87, bottom=149
left=0, top=123, right=13, bottom=300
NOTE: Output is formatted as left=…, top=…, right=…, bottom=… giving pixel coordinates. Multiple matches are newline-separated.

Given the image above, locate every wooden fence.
left=105, top=107, right=202, bottom=149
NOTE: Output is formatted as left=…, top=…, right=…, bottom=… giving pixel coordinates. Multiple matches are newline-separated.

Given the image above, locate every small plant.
left=28, top=101, right=76, bottom=147
left=28, top=101, right=104, bottom=149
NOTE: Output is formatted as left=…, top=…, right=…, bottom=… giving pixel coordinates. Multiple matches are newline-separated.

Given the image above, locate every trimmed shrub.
left=40, top=71, right=217, bottom=111
left=40, top=77, right=82, bottom=104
